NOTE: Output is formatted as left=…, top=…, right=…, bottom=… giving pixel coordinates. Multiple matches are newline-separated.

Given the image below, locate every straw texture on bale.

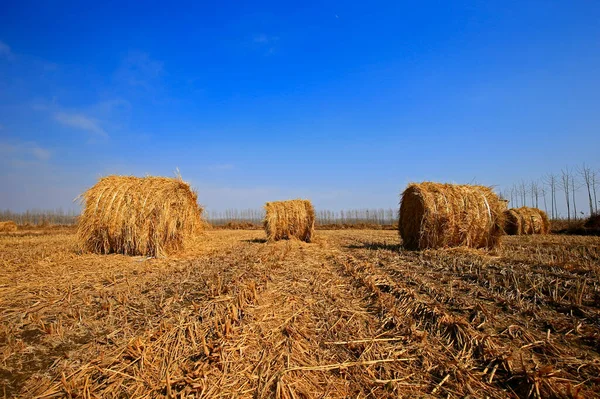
left=503, top=207, right=550, bottom=235
left=0, top=221, right=17, bottom=232
left=77, top=175, right=202, bottom=257
left=264, top=199, right=315, bottom=242
left=399, top=182, right=505, bottom=250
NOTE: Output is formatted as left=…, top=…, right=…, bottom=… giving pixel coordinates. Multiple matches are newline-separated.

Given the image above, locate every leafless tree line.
left=206, top=209, right=265, bottom=225
left=1, top=207, right=399, bottom=227
left=206, top=208, right=398, bottom=226
left=4, top=164, right=597, bottom=226
left=0, top=208, right=79, bottom=225
left=500, top=163, right=599, bottom=221
left=316, top=208, right=397, bottom=225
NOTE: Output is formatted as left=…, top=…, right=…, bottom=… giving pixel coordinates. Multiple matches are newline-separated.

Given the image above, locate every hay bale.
left=264, top=199, right=315, bottom=242
left=0, top=221, right=18, bottom=232
left=398, top=182, right=505, bottom=250
left=503, top=207, right=550, bottom=235
left=77, top=175, right=203, bottom=256
left=584, top=213, right=600, bottom=230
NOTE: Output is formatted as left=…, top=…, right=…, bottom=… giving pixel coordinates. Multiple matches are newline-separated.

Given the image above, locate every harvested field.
left=1, top=228, right=600, bottom=398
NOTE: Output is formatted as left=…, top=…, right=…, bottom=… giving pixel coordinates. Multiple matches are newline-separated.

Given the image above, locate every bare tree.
left=510, top=185, right=516, bottom=207
left=498, top=188, right=508, bottom=202
left=544, top=173, right=559, bottom=219
left=594, top=169, right=599, bottom=214
left=571, top=171, right=579, bottom=220
left=579, top=163, right=595, bottom=216
left=519, top=180, right=528, bottom=207
left=561, top=167, right=571, bottom=222
left=530, top=180, right=540, bottom=208
left=540, top=184, right=548, bottom=214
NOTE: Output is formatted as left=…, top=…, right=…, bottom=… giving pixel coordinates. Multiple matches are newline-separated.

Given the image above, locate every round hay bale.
left=398, top=182, right=505, bottom=250
left=264, top=199, right=315, bottom=242
left=77, top=175, right=203, bottom=256
left=503, top=207, right=549, bottom=235
left=584, top=213, right=600, bottom=229
left=0, top=221, right=18, bottom=232
left=503, top=209, right=522, bottom=235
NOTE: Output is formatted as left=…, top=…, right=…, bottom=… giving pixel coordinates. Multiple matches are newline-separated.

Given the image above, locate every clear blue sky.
left=1, top=1, right=599, bottom=214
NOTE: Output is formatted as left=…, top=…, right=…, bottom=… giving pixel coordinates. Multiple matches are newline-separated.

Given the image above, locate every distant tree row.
left=499, top=163, right=599, bottom=221
left=4, top=163, right=597, bottom=226
left=0, top=207, right=399, bottom=226
left=315, top=208, right=397, bottom=225
left=205, top=208, right=398, bottom=226
left=206, top=209, right=265, bottom=225
left=0, top=208, right=79, bottom=225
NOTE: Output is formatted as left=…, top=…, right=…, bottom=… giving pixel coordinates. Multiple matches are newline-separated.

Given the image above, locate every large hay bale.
left=264, top=199, right=315, bottom=242
left=399, top=182, right=505, bottom=250
left=77, top=175, right=203, bottom=256
left=0, top=221, right=18, bottom=232
left=503, top=207, right=550, bottom=235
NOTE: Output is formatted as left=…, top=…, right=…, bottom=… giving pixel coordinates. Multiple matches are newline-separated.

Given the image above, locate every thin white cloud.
left=0, top=40, right=15, bottom=60
left=0, top=140, right=51, bottom=163
left=253, top=34, right=270, bottom=43
left=93, top=98, right=131, bottom=114
left=253, top=34, right=279, bottom=44
left=54, top=112, right=107, bottom=137
left=31, top=145, right=51, bottom=161
left=116, top=51, right=164, bottom=90
left=251, top=34, right=279, bottom=55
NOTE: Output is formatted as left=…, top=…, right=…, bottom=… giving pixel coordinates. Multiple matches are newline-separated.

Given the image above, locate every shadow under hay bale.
left=77, top=175, right=203, bottom=257
left=398, top=182, right=504, bottom=250
left=0, top=221, right=18, bottom=232
left=584, top=213, right=600, bottom=230
left=504, top=207, right=550, bottom=235
left=264, top=199, right=315, bottom=242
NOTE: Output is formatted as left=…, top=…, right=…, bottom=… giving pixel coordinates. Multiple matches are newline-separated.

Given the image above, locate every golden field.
left=1, top=228, right=599, bottom=398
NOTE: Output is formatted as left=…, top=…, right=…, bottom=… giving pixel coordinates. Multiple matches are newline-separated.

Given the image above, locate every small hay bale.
left=503, top=207, right=550, bottom=235
left=398, top=182, right=505, bottom=250
left=264, top=199, right=315, bottom=242
left=77, top=175, right=203, bottom=257
left=0, top=221, right=18, bottom=232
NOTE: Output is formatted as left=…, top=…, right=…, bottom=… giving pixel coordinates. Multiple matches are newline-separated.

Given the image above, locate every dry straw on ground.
left=504, top=207, right=550, bottom=235
left=0, top=221, right=17, bottom=232
left=399, top=182, right=505, bottom=250
left=264, top=199, right=315, bottom=242
left=77, top=175, right=202, bottom=257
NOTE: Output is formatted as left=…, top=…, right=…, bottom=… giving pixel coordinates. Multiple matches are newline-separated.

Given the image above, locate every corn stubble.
left=1, top=228, right=599, bottom=398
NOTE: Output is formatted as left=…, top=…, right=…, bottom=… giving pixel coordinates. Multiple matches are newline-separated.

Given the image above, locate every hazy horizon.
left=1, top=2, right=599, bottom=215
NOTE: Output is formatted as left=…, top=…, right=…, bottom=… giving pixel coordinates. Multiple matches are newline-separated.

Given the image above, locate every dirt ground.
left=1, top=229, right=599, bottom=398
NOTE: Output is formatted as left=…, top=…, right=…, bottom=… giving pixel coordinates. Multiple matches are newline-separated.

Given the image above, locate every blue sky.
left=1, top=1, right=599, bottom=214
